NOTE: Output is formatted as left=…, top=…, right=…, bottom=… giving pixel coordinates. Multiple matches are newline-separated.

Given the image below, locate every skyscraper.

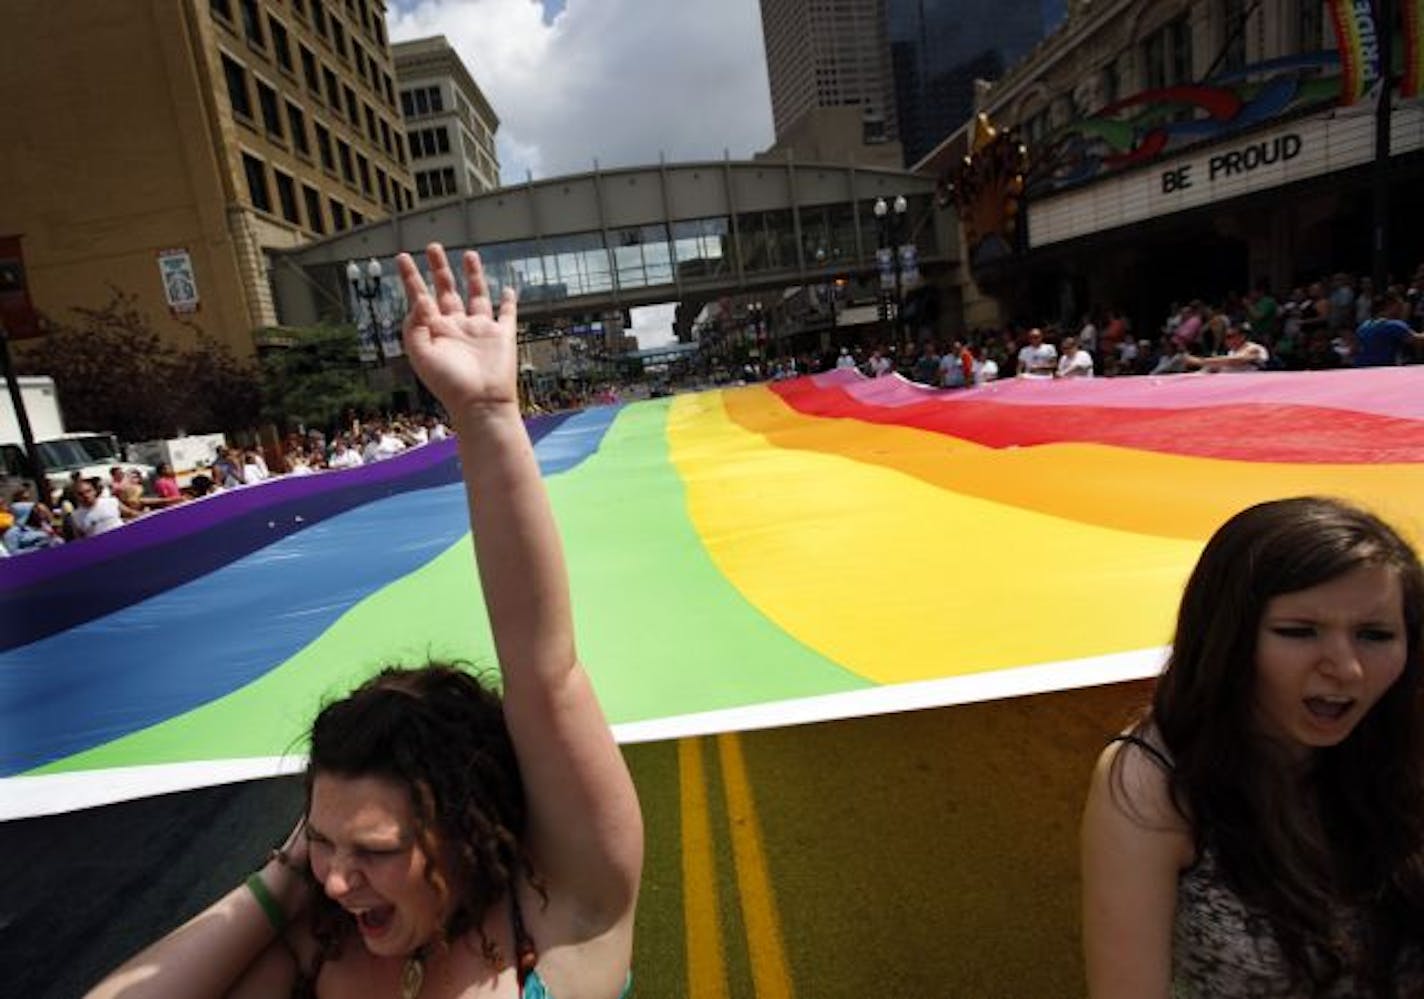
left=759, top=0, right=1061, bottom=169
left=759, top=0, right=898, bottom=146
left=889, top=0, right=1056, bottom=167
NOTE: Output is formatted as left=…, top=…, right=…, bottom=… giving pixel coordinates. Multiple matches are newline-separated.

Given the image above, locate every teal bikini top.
left=522, top=968, right=633, bottom=999
left=513, top=890, right=632, bottom=999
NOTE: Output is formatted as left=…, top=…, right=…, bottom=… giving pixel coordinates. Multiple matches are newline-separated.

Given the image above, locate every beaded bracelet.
left=245, top=872, right=286, bottom=933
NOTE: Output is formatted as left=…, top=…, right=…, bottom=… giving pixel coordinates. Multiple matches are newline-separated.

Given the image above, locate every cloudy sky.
left=389, top=0, right=775, bottom=180
left=388, top=0, right=776, bottom=347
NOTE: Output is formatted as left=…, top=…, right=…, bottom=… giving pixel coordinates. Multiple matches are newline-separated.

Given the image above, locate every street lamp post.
left=874, top=195, right=909, bottom=356
left=748, top=301, right=766, bottom=359
left=346, top=258, right=386, bottom=365
left=815, top=247, right=840, bottom=351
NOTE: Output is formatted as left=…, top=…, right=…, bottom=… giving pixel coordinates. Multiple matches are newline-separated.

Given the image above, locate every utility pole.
left=1372, top=0, right=1396, bottom=292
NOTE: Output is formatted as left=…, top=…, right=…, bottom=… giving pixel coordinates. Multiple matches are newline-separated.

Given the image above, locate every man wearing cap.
left=1186, top=321, right=1269, bottom=373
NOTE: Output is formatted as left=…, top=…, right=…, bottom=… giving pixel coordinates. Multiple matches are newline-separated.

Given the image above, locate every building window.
left=238, top=0, right=264, bottom=48
left=303, top=183, right=325, bottom=233
left=256, top=80, right=283, bottom=138
left=331, top=19, right=347, bottom=59
left=407, top=126, right=454, bottom=159
left=364, top=104, right=377, bottom=141
left=242, top=153, right=271, bottom=212
left=287, top=101, right=309, bottom=156
left=222, top=55, right=252, bottom=119
left=330, top=198, right=347, bottom=231
left=1218, top=0, right=1246, bottom=73
left=211, top=0, right=233, bottom=23
left=379, top=118, right=392, bottom=156
left=1144, top=14, right=1193, bottom=90
left=316, top=124, right=334, bottom=171
left=351, top=209, right=364, bottom=227
left=353, top=45, right=366, bottom=82
left=382, top=72, right=394, bottom=107
left=291, top=0, right=307, bottom=22
left=269, top=17, right=292, bottom=72
left=344, top=84, right=359, bottom=126
left=300, top=44, right=319, bottom=94
left=1296, top=0, right=1323, bottom=53
left=377, top=167, right=389, bottom=205
left=311, top=0, right=327, bottom=38
left=323, top=66, right=340, bottom=110
left=337, top=139, right=354, bottom=182
left=357, top=153, right=371, bottom=195
left=274, top=170, right=300, bottom=224
left=415, top=167, right=459, bottom=199
left=401, top=85, right=444, bottom=118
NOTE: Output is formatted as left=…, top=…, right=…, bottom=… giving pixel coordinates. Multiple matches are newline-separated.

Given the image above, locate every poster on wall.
left=156, top=248, right=200, bottom=315
left=0, top=235, right=41, bottom=340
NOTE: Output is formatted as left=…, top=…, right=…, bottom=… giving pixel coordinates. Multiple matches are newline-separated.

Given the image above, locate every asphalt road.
left=3, top=679, right=1151, bottom=999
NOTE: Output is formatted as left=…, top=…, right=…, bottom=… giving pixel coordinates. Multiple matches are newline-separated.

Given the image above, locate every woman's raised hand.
left=396, top=243, right=518, bottom=416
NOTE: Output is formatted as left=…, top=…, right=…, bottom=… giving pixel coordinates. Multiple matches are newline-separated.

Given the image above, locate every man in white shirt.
left=328, top=440, right=364, bottom=469
left=835, top=347, right=857, bottom=370
left=1187, top=322, right=1270, bottom=372
left=1055, top=336, right=1095, bottom=378
left=70, top=478, right=132, bottom=537
left=1016, top=328, right=1057, bottom=377
left=375, top=429, right=407, bottom=460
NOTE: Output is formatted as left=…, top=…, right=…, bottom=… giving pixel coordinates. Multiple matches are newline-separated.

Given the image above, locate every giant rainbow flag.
left=3, top=368, right=1421, bottom=819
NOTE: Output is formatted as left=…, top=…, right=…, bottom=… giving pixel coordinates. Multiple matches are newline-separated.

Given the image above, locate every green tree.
left=257, top=323, right=382, bottom=432
left=15, top=289, right=261, bottom=441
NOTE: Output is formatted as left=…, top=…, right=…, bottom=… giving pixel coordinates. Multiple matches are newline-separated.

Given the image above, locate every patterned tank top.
left=1112, top=735, right=1424, bottom=998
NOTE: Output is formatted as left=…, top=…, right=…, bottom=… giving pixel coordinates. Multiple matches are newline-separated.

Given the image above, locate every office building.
left=758, top=0, right=900, bottom=159
left=393, top=36, right=501, bottom=203
left=0, top=0, right=416, bottom=358
left=889, top=0, right=1058, bottom=166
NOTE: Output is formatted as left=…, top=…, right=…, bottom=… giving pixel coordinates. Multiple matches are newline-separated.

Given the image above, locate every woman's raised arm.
left=396, top=244, right=642, bottom=932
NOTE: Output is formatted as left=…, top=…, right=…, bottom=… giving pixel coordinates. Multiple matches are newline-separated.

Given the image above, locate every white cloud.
left=389, top=0, right=775, bottom=184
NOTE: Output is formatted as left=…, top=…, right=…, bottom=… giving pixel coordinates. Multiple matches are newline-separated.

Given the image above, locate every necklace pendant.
left=400, top=954, right=425, bottom=999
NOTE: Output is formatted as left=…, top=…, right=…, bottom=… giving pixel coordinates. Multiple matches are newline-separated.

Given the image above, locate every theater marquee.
left=1027, top=103, right=1423, bottom=249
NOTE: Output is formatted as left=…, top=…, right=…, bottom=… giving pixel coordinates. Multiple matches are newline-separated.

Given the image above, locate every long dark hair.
left=1130, top=497, right=1424, bottom=996
left=303, top=664, right=533, bottom=964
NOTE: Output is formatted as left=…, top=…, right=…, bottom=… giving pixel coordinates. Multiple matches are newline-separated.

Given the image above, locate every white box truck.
left=1, top=376, right=154, bottom=500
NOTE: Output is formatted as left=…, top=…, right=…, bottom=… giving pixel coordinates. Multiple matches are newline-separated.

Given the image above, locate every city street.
left=3, top=680, right=1149, bottom=999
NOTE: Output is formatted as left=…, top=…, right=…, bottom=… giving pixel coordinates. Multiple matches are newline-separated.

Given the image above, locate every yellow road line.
left=679, top=737, right=729, bottom=999
left=718, top=731, right=795, bottom=999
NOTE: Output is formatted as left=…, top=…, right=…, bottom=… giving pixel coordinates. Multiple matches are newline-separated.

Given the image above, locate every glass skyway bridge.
left=270, top=158, right=955, bottom=335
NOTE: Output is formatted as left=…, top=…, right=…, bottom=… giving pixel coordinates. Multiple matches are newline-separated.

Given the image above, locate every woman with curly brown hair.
left=87, top=243, right=642, bottom=999
left=1082, top=497, right=1424, bottom=998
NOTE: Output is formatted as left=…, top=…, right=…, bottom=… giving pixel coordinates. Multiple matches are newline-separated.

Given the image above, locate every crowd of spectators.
left=840, top=265, right=1424, bottom=387
left=0, top=412, right=451, bottom=557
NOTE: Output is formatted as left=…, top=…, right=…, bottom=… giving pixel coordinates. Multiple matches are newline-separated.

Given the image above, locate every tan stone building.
left=0, top=0, right=416, bottom=359
left=392, top=35, right=501, bottom=203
